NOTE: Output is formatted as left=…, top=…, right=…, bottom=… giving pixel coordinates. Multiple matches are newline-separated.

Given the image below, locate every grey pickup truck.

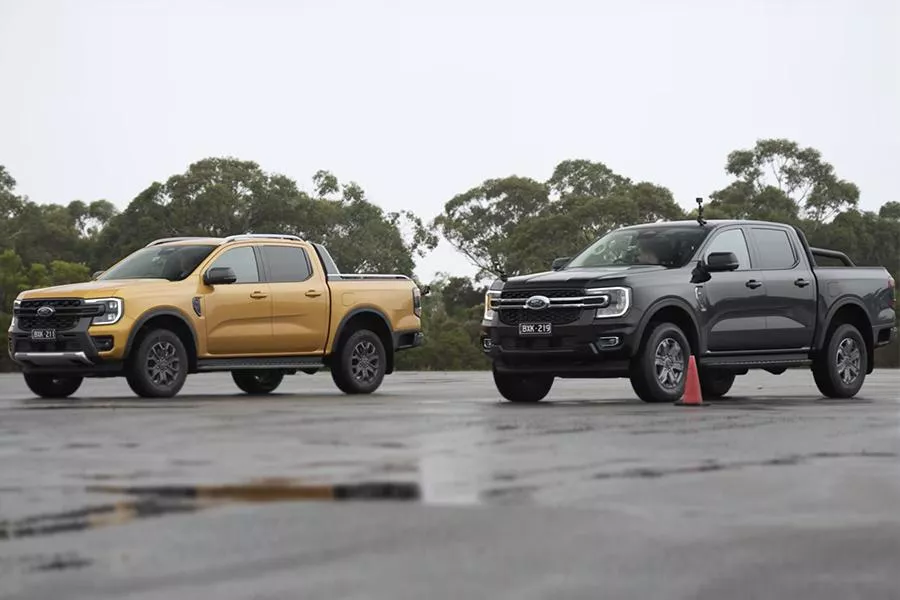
left=481, top=218, right=896, bottom=403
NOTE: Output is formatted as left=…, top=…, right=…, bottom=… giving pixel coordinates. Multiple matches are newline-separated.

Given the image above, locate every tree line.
left=2, top=138, right=898, bottom=372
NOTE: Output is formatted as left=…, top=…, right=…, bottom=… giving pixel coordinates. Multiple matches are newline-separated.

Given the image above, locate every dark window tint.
left=262, top=246, right=312, bottom=282
left=210, top=247, right=259, bottom=283
left=705, top=229, right=751, bottom=270
left=750, top=228, right=797, bottom=269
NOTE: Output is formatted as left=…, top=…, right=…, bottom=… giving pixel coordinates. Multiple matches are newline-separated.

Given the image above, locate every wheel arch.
left=331, top=307, right=395, bottom=374
left=816, top=298, right=875, bottom=374
left=124, top=308, right=200, bottom=372
left=632, top=298, right=702, bottom=356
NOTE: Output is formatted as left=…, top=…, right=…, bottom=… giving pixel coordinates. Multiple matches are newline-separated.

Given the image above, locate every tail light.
left=413, top=287, right=422, bottom=317
left=890, top=276, right=896, bottom=308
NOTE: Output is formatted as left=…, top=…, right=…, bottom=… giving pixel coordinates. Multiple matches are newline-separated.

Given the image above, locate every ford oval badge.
left=525, top=295, right=550, bottom=310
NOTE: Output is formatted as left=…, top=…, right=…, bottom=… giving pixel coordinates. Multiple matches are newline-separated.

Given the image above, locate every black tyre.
left=812, top=323, right=867, bottom=398
left=331, top=329, right=387, bottom=394
left=492, top=365, right=554, bottom=403
left=699, top=369, right=736, bottom=398
left=630, top=322, right=691, bottom=403
left=126, top=328, right=189, bottom=398
left=23, top=374, right=83, bottom=399
left=232, top=370, right=285, bottom=395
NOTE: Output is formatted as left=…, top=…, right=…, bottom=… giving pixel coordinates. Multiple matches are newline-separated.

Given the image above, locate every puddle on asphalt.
left=0, top=479, right=421, bottom=541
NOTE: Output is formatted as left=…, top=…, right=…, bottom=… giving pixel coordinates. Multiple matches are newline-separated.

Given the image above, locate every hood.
left=18, top=278, right=172, bottom=300
left=502, top=265, right=667, bottom=289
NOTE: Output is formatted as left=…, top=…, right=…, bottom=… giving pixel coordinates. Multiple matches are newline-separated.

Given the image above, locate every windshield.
left=565, top=225, right=711, bottom=269
left=98, top=245, right=217, bottom=282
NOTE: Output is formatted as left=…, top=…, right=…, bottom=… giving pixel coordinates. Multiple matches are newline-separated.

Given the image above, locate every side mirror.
left=551, top=257, right=571, bottom=271
left=203, top=266, right=237, bottom=286
left=704, top=252, right=740, bottom=272
left=91, top=271, right=104, bottom=281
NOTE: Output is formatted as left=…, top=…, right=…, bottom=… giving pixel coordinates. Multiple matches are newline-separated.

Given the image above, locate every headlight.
left=10, top=299, right=20, bottom=330
left=86, top=297, right=124, bottom=326
left=483, top=290, right=501, bottom=321
left=586, top=287, right=631, bottom=318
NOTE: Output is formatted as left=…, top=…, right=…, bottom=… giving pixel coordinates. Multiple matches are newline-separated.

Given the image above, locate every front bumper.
left=481, top=314, right=640, bottom=376
left=8, top=317, right=126, bottom=376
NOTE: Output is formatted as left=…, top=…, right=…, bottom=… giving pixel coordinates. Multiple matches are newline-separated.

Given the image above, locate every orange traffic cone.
left=675, top=355, right=707, bottom=406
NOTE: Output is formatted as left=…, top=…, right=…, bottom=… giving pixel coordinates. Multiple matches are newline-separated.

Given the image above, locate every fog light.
left=596, top=336, right=620, bottom=348
left=91, top=335, right=115, bottom=352
left=482, top=338, right=493, bottom=350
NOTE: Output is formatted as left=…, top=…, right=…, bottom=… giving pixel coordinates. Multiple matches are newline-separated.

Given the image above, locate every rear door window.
left=749, top=228, right=798, bottom=269
left=262, top=246, right=313, bottom=282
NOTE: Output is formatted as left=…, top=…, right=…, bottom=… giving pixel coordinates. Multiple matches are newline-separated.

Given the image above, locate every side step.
left=197, top=356, right=325, bottom=372
left=699, top=352, right=811, bottom=369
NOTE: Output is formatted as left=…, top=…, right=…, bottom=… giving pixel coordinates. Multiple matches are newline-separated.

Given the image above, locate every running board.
left=197, top=356, right=325, bottom=372
left=699, top=353, right=811, bottom=369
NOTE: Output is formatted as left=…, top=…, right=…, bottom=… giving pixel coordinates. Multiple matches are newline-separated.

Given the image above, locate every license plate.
left=518, top=323, right=552, bottom=336
left=30, top=329, right=56, bottom=341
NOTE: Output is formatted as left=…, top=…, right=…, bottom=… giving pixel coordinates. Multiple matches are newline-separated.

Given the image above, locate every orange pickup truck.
left=9, top=234, right=424, bottom=399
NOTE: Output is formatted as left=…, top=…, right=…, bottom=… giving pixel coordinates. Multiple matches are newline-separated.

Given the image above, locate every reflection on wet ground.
left=2, top=479, right=421, bottom=540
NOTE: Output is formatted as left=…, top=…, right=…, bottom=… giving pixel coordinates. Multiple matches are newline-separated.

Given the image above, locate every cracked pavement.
left=1, top=369, right=900, bottom=599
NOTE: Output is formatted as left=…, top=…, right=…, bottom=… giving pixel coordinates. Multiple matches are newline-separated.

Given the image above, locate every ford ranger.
left=481, top=218, right=896, bottom=403
left=9, top=234, right=424, bottom=399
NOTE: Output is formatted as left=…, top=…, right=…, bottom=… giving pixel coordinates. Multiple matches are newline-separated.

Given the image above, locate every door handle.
left=794, top=278, right=810, bottom=287
left=305, top=289, right=323, bottom=298
left=249, top=291, right=268, bottom=299
left=745, top=280, right=763, bottom=289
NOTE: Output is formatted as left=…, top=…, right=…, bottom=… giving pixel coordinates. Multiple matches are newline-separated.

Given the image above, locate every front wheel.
left=492, top=366, right=554, bottom=403
left=23, top=373, right=83, bottom=399
left=812, top=323, right=868, bottom=398
left=630, top=322, right=691, bottom=403
left=126, top=329, right=189, bottom=398
left=331, top=329, right=387, bottom=394
left=232, top=370, right=285, bottom=395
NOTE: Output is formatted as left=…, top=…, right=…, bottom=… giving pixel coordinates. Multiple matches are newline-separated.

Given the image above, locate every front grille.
left=499, top=307, right=582, bottom=325
left=497, top=288, right=586, bottom=325
left=500, top=289, right=584, bottom=300
left=19, top=315, right=80, bottom=331
left=15, top=298, right=101, bottom=332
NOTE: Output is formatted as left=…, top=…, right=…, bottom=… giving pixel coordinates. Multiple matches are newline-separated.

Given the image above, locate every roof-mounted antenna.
left=696, top=197, right=707, bottom=226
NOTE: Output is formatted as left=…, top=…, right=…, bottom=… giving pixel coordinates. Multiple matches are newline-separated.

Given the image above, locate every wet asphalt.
left=1, top=369, right=900, bottom=599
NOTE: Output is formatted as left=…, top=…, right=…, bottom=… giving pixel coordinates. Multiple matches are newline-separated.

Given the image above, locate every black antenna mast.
left=696, top=197, right=707, bottom=226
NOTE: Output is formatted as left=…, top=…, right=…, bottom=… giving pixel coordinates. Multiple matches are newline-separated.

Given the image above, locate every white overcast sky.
left=1, top=0, right=897, bottom=280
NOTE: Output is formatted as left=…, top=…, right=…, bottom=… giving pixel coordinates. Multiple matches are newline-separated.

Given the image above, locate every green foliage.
left=433, top=160, right=685, bottom=278
left=94, top=159, right=437, bottom=276
left=708, top=138, right=859, bottom=226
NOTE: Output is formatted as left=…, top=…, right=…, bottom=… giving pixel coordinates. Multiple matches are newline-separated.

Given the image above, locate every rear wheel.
left=630, top=322, right=691, bottom=403
left=813, top=323, right=867, bottom=398
left=699, top=369, right=736, bottom=398
left=331, top=329, right=387, bottom=394
left=23, top=374, right=83, bottom=399
left=492, top=366, right=554, bottom=403
left=232, top=370, right=285, bottom=395
left=126, top=329, right=188, bottom=398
